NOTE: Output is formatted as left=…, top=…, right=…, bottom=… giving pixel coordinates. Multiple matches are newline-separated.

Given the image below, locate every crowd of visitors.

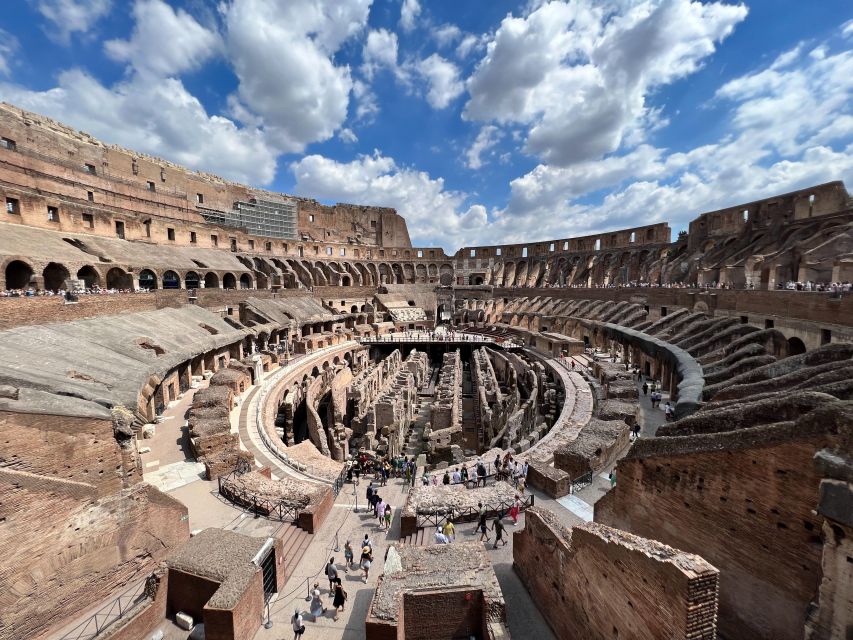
left=0, top=286, right=150, bottom=297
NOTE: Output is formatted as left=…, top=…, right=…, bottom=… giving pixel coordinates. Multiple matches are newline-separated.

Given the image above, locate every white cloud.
left=361, top=29, right=400, bottom=80
left=292, top=151, right=485, bottom=249
left=352, top=79, right=379, bottom=122
left=416, top=54, right=464, bottom=109
left=339, top=127, right=358, bottom=143
left=456, top=33, right=484, bottom=58
left=496, top=38, right=853, bottom=242
left=465, top=0, right=747, bottom=166
left=842, top=19, right=853, bottom=38
left=433, top=24, right=461, bottom=48
left=224, top=0, right=371, bottom=153
left=0, top=30, right=18, bottom=76
left=34, top=0, right=112, bottom=45
left=400, top=0, right=421, bottom=32
left=465, top=125, right=504, bottom=170
left=104, top=0, right=220, bottom=77
left=0, top=69, right=278, bottom=185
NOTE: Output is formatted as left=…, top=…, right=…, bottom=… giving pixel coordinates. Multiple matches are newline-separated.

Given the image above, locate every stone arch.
left=184, top=271, right=200, bottom=289
left=787, top=336, right=806, bottom=356
left=223, top=272, right=237, bottom=289
left=162, top=270, right=181, bottom=289
left=239, top=273, right=253, bottom=289
left=4, top=259, right=34, bottom=289
left=428, top=264, right=438, bottom=277
left=204, top=272, right=220, bottom=288
left=415, top=263, right=427, bottom=283
left=138, top=269, right=158, bottom=290
left=76, top=265, right=100, bottom=288
left=392, top=263, right=404, bottom=284
left=106, top=267, right=133, bottom=289
left=43, top=262, right=70, bottom=291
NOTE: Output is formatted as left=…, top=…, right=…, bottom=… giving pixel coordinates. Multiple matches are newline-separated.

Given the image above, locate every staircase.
left=278, top=523, right=313, bottom=580
left=399, top=527, right=436, bottom=547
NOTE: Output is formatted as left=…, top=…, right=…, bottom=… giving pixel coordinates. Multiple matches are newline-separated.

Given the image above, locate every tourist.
left=365, top=482, right=374, bottom=513
left=476, top=459, right=487, bottom=487
left=360, top=545, right=373, bottom=582
left=404, top=463, right=412, bottom=486
left=375, top=497, right=385, bottom=524
left=509, top=495, right=521, bottom=526
left=443, top=518, right=455, bottom=541
left=517, top=476, right=526, bottom=496
left=332, top=579, right=347, bottom=620
left=362, top=534, right=372, bottom=553
left=609, top=470, right=616, bottom=488
left=491, top=516, right=507, bottom=549
left=422, top=470, right=430, bottom=486
left=435, top=527, right=449, bottom=544
left=431, top=473, right=439, bottom=486
left=631, top=423, right=641, bottom=440
left=309, top=583, right=325, bottom=618
left=343, top=540, right=354, bottom=572
left=292, top=609, right=306, bottom=639
left=460, top=465, right=469, bottom=485
left=451, top=467, right=461, bottom=484
left=325, top=557, right=338, bottom=593
left=383, top=503, right=392, bottom=530
left=664, top=401, right=673, bottom=421
left=478, top=504, right=490, bottom=543
left=442, top=470, right=451, bottom=485
left=642, top=382, right=648, bottom=396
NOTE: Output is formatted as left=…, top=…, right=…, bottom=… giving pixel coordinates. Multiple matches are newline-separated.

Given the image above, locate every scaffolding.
left=198, top=197, right=298, bottom=239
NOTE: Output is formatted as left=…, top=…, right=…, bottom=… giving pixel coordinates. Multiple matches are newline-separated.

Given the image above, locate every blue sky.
left=1, top=0, right=851, bottom=251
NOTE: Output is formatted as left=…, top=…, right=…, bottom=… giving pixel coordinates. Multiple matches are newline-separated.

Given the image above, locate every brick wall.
left=298, top=484, right=334, bottom=534
left=100, top=570, right=168, bottom=640
left=204, top=570, right=264, bottom=640
left=400, top=588, right=485, bottom=640
left=513, top=507, right=718, bottom=640
left=0, top=410, right=129, bottom=495
left=5, top=483, right=189, bottom=640
left=595, top=429, right=837, bottom=640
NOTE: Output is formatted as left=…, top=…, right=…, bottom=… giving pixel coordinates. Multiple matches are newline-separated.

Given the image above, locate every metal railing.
left=571, top=470, right=594, bottom=493
left=415, top=494, right=535, bottom=529
left=57, top=578, right=150, bottom=640
left=217, top=466, right=302, bottom=522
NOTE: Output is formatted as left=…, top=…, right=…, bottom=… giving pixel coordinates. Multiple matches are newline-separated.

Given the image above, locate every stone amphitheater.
left=0, top=102, right=850, bottom=640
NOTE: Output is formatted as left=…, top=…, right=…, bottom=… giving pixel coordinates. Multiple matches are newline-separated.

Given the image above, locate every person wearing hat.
left=360, top=544, right=373, bottom=582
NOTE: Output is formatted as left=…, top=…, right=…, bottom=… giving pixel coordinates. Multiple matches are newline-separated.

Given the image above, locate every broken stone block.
left=176, top=612, right=193, bottom=630
left=141, top=424, right=156, bottom=439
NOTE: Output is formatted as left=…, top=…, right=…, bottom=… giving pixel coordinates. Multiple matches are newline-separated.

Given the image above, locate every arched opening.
left=239, top=273, right=252, bottom=289
left=223, top=273, right=237, bottom=289
left=76, top=265, right=99, bottom=288
left=106, top=267, right=133, bottom=289
left=162, top=270, right=181, bottom=289
left=787, top=337, right=806, bottom=356
left=184, top=271, right=200, bottom=289
left=204, top=272, right=220, bottom=288
left=138, top=269, right=157, bottom=290
left=350, top=305, right=358, bottom=313
left=43, top=262, right=70, bottom=291
left=5, top=260, right=34, bottom=289
left=341, top=275, right=351, bottom=286
left=473, top=276, right=484, bottom=285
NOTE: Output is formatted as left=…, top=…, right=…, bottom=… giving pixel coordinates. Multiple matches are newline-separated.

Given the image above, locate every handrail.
left=57, top=578, right=149, bottom=640
left=217, top=466, right=301, bottom=522
left=415, top=494, right=535, bottom=528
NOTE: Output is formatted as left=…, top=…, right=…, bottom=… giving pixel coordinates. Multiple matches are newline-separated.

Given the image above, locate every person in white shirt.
left=292, top=609, right=305, bottom=638
left=434, top=527, right=449, bottom=544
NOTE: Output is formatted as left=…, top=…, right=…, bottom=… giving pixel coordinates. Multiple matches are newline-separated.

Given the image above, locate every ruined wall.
left=595, top=423, right=842, bottom=640
left=0, top=478, right=188, bottom=640
left=0, top=410, right=135, bottom=496
left=513, top=507, right=718, bottom=640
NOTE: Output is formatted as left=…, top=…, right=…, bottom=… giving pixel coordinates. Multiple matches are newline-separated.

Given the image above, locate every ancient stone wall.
left=0, top=479, right=188, bottom=640
left=513, top=507, right=718, bottom=640
left=595, top=422, right=843, bottom=640
left=0, top=410, right=133, bottom=496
